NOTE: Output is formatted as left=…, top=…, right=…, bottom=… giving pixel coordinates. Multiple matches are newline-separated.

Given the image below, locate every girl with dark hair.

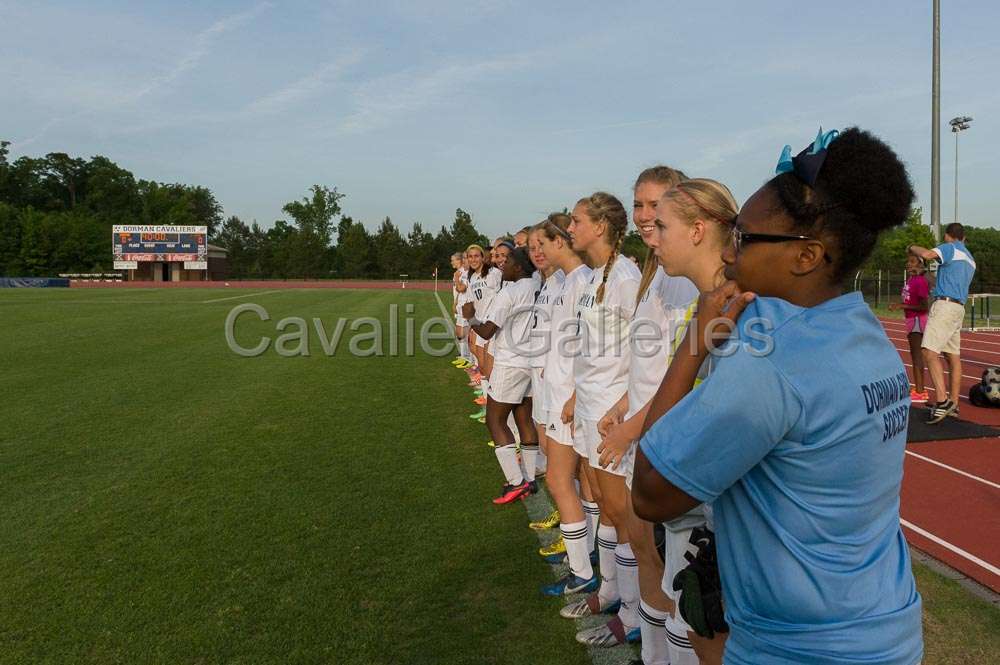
left=889, top=255, right=931, bottom=403
left=467, top=246, right=540, bottom=504
left=633, top=128, right=923, bottom=665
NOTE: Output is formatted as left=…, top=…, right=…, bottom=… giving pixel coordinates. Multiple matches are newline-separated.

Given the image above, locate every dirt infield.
left=70, top=279, right=440, bottom=291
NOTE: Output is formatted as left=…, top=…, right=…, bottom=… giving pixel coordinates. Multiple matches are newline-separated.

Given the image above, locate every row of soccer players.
left=448, top=166, right=725, bottom=663
left=446, top=127, right=924, bottom=665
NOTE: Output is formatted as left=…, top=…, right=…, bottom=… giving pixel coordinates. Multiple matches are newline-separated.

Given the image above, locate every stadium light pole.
left=931, top=0, right=941, bottom=242
left=950, top=116, right=972, bottom=223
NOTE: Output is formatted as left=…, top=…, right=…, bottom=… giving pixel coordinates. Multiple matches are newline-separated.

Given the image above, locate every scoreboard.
left=113, top=225, right=208, bottom=264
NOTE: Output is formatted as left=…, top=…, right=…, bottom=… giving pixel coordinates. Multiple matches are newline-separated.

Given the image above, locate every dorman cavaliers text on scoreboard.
left=112, top=225, right=208, bottom=267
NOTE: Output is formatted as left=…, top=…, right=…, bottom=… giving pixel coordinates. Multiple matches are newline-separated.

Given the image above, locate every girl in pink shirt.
left=890, top=255, right=930, bottom=402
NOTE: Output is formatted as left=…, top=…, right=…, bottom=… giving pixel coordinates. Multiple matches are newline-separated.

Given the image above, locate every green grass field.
left=1, top=288, right=998, bottom=664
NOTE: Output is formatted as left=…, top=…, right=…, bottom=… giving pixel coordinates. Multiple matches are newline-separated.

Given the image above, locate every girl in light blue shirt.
left=633, top=127, right=923, bottom=665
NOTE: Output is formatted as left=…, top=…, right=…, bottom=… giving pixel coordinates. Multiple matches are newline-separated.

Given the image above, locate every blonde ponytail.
left=662, top=179, right=739, bottom=250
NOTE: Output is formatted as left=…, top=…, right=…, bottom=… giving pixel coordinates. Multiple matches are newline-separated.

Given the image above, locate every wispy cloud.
left=13, top=2, right=273, bottom=149
left=125, top=1, right=273, bottom=104
left=337, top=54, right=533, bottom=134
left=548, top=118, right=671, bottom=137
left=245, top=49, right=363, bottom=115
left=686, top=122, right=795, bottom=172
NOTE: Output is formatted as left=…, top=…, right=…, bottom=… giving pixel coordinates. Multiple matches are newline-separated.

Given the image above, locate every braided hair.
left=578, top=192, right=629, bottom=304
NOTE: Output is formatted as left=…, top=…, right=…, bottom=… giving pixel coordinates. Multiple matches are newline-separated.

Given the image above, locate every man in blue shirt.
left=909, top=223, right=977, bottom=423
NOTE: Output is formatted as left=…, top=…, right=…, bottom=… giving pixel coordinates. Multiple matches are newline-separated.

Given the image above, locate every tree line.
left=215, top=188, right=491, bottom=280
left=0, top=141, right=222, bottom=276
left=1, top=140, right=997, bottom=286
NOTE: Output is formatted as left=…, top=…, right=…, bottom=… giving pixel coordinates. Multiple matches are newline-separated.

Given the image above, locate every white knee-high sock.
left=638, top=600, right=670, bottom=665
left=560, top=520, right=594, bottom=580
left=596, top=524, right=619, bottom=606
left=494, top=445, right=524, bottom=485
left=665, top=612, right=698, bottom=665
left=582, top=501, right=600, bottom=552
left=615, top=542, right=640, bottom=628
left=520, top=443, right=538, bottom=482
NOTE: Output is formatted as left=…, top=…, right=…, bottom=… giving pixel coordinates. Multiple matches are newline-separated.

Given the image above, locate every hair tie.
left=775, top=127, right=840, bottom=186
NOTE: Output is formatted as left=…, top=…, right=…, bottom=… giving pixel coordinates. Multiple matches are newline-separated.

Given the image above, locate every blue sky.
left=3, top=1, right=998, bottom=239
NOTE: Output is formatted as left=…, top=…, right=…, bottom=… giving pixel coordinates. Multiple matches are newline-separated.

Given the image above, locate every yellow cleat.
left=539, top=537, right=566, bottom=557
left=530, top=509, right=561, bottom=531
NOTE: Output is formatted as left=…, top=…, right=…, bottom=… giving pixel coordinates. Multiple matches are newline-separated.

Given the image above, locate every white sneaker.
left=575, top=617, right=639, bottom=647
left=559, top=594, right=620, bottom=619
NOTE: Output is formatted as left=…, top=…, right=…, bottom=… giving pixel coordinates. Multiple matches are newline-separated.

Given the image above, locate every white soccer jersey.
left=625, top=267, right=699, bottom=420
left=469, top=266, right=502, bottom=318
left=456, top=272, right=471, bottom=314
left=542, top=264, right=592, bottom=414
left=529, top=269, right=565, bottom=369
left=573, top=257, right=642, bottom=420
left=485, top=277, right=537, bottom=368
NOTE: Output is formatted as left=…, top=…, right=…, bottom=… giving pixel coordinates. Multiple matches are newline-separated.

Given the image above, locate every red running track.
left=881, top=317, right=1000, bottom=591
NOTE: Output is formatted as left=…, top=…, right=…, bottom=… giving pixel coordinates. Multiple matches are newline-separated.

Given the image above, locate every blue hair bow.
left=775, top=127, right=840, bottom=186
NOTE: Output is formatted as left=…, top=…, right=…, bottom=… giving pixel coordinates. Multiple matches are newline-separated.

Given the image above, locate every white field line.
left=881, top=317, right=1000, bottom=338
left=892, top=347, right=996, bottom=370
left=898, top=359, right=980, bottom=383
left=882, top=330, right=1000, bottom=358
left=433, top=292, right=460, bottom=357
left=905, top=451, right=1000, bottom=490
left=881, top=321, right=1000, bottom=350
left=901, top=519, right=1000, bottom=578
left=201, top=290, right=281, bottom=304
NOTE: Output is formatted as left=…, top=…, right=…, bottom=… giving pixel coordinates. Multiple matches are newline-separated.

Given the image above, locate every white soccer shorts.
left=488, top=365, right=532, bottom=404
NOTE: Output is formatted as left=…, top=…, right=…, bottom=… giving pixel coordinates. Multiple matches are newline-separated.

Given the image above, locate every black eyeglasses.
left=731, top=226, right=832, bottom=263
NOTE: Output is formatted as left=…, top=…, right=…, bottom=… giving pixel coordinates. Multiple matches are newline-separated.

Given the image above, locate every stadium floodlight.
left=949, top=116, right=973, bottom=224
